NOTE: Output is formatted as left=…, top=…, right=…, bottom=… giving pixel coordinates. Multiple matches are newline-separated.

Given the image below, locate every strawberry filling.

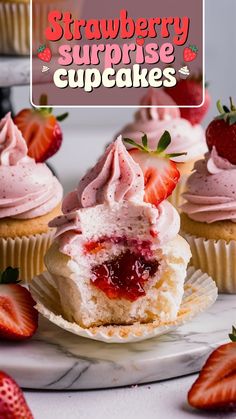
left=91, top=250, right=159, bottom=302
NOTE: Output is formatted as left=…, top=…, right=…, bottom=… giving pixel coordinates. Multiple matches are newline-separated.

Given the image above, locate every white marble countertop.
left=24, top=374, right=235, bottom=419
left=9, top=126, right=235, bottom=418
left=0, top=57, right=30, bottom=87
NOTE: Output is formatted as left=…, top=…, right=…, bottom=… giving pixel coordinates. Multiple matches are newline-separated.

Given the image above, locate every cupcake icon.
left=178, top=66, right=190, bottom=79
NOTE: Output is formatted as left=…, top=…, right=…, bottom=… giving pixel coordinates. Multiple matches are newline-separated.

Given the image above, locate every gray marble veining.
left=0, top=295, right=235, bottom=390
left=0, top=57, right=30, bottom=87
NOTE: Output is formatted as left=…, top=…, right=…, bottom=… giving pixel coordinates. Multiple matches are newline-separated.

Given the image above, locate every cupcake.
left=181, top=99, right=236, bottom=293
left=0, top=113, right=63, bottom=281
left=42, top=136, right=191, bottom=329
left=0, top=0, right=84, bottom=55
left=0, top=0, right=30, bottom=55
left=178, top=66, right=190, bottom=79
left=119, top=89, right=207, bottom=209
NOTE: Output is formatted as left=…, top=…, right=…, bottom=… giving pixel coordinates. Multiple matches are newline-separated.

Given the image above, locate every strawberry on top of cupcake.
left=167, top=75, right=211, bottom=126
left=0, top=113, right=63, bottom=281
left=0, top=113, right=62, bottom=220
left=14, top=95, right=68, bottom=163
left=119, top=88, right=207, bottom=166
left=124, top=131, right=185, bottom=206
left=182, top=99, right=236, bottom=224
left=119, top=87, right=208, bottom=208
left=181, top=98, right=236, bottom=293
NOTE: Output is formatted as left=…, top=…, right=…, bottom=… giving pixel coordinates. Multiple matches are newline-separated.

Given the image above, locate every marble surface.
left=24, top=375, right=236, bottom=419
left=0, top=295, right=234, bottom=390
left=0, top=57, right=30, bottom=87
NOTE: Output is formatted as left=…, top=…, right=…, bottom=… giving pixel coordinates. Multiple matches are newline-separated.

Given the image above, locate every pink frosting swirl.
left=63, top=136, right=144, bottom=210
left=139, top=88, right=180, bottom=121
left=182, top=147, right=236, bottom=223
left=0, top=114, right=63, bottom=220
left=0, top=113, right=31, bottom=165
left=120, top=89, right=207, bottom=163
left=49, top=138, right=180, bottom=255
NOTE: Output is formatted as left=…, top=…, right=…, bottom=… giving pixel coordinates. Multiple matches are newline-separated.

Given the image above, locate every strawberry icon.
left=183, top=45, right=198, bottom=62
left=136, top=36, right=145, bottom=46
left=37, top=45, right=52, bottom=63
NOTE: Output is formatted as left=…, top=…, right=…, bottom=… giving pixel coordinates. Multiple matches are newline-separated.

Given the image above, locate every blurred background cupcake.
left=0, top=0, right=84, bottom=56
left=118, top=88, right=209, bottom=209
left=181, top=99, right=236, bottom=293
left=0, top=0, right=30, bottom=55
left=0, top=113, right=63, bottom=282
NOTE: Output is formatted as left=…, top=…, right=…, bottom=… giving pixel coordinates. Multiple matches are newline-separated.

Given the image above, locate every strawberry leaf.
left=0, top=267, right=20, bottom=284
left=216, top=100, right=225, bottom=115
left=230, top=97, right=236, bottom=112
left=39, top=94, right=48, bottom=106
left=57, top=112, right=69, bottom=122
left=223, top=106, right=230, bottom=113
left=37, top=44, right=46, bottom=53
left=229, top=325, right=236, bottom=342
left=166, top=152, right=187, bottom=158
left=229, top=115, right=236, bottom=126
left=123, top=138, right=146, bottom=151
left=141, top=133, right=148, bottom=149
left=156, top=131, right=171, bottom=153
left=215, top=114, right=226, bottom=121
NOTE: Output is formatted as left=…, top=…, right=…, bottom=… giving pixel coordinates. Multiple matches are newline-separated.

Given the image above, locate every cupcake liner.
left=168, top=175, right=188, bottom=209
left=182, top=233, right=236, bottom=294
left=0, top=231, right=54, bottom=283
left=0, top=1, right=84, bottom=55
left=32, top=0, right=85, bottom=55
left=0, top=2, right=30, bottom=55
left=179, top=73, right=189, bottom=80
left=30, top=267, right=218, bottom=343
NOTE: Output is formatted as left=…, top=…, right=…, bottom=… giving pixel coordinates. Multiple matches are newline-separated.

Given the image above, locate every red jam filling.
left=91, top=250, right=159, bottom=302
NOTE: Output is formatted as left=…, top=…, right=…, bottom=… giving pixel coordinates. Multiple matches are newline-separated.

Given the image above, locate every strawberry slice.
left=0, top=267, right=38, bottom=340
left=124, top=132, right=186, bottom=206
left=188, top=326, right=236, bottom=411
left=0, top=371, right=33, bottom=418
left=14, top=95, right=68, bottom=163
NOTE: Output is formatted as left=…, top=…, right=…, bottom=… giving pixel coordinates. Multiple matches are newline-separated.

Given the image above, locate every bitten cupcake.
left=40, top=136, right=191, bottom=329
left=0, top=113, right=63, bottom=281
left=181, top=99, right=236, bottom=293
left=119, top=89, right=207, bottom=209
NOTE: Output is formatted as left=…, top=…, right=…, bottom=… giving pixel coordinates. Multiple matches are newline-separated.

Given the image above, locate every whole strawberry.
left=206, top=98, right=236, bottom=165
left=188, top=326, right=236, bottom=411
left=14, top=95, right=68, bottom=163
left=124, top=132, right=186, bottom=206
left=166, top=76, right=210, bottom=125
left=37, top=44, right=52, bottom=62
left=183, top=45, right=198, bottom=62
left=0, top=267, right=38, bottom=340
left=0, top=371, right=33, bottom=418
left=136, top=36, right=145, bottom=46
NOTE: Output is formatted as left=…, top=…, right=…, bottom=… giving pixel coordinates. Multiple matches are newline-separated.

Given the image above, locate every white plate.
left=30, top=267, right=218, bottom=343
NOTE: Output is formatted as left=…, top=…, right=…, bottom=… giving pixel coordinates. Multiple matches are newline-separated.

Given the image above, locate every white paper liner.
left=30, top=267, right=218, bottom=343
left=168, top=175, right=188, bottom=210
left=32, top=1, right=85, bottom=55
left=182, top=233, right=236, bottom=294
left=0, top=231, right=54, bottom=283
